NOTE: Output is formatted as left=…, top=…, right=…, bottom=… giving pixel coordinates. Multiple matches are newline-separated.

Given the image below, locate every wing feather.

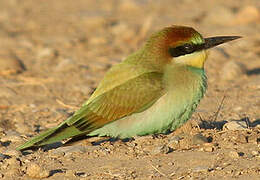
left=66, top=70, right=165, bottom=133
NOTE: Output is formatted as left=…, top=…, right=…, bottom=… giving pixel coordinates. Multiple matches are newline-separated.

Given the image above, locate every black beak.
left=204, top=36, right=241, bottom=49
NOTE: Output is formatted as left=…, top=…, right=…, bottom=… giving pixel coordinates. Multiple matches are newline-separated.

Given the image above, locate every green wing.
left=68, top=71, right=165, bottom=131
left=17, top=63, right=165, bottom=150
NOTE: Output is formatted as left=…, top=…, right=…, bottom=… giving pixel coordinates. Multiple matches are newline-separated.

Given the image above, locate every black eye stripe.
left=169, top=43, right=205, bottom=57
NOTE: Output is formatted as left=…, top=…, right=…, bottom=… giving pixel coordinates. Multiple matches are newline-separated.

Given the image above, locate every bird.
left=17, top=25, right=240, bottom=150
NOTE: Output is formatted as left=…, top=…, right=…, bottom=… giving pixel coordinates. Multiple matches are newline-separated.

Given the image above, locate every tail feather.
left=17, top=122, right=83, bottom=151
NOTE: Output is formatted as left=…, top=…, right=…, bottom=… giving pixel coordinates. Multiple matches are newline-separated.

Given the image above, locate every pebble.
left=229, top=151, right=240, bottom=159
left=168, top=135, right=182, bottom=149
left=54, top=58, right=75, bottom=72
left=220, top=61, right=247, bottom=81
left=251, top=150, right=259, bottom=156
left=168, top=162, right=174, bottom=166
left=49, top=145, right=87, bottom=156
left=192, top=166, right=209, bottom=173
left=192, top=133, right=208, bottom=145
left=152, top=145, right=172, bottom=155
left=26, top=163, right=50, bottom=179
left=169, top=135, right=182, bottom=144
left=215, top=167, right=223, bottom=170
left=75, top=171, right=89, bottom=177
left=223, top=120, right=248, bottom=130
left=36, top=47, right=57, bottom=59
left=0, top=54, right=25, bottom=75
left=203, top=146, right=214, bottom=152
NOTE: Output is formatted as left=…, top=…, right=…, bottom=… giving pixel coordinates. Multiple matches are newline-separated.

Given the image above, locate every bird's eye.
left=168, top=43, right=195, bottom=57
left=181, top=44, right=194, bottom=53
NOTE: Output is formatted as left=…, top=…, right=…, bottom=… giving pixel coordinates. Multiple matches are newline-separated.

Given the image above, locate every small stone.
left=229, top=151, right=240, bottom=159
left=55, top=58, right=75, bottom=72
left=152, top=145, right=172, bottom=155
left=215, top=167, right=223, bottom=170
left=251, top=150, right=259, bottom=156
left=234, top=106, right=242, bottom=112
left=220, top=61, right=247, bottom=81
left=36, top=47, right=56, bottom=59
left=169, top=135, right=182, bottom=144
left=192, top=133, right=208, bottom=145
left=75, top=172, right=89, bottom=177
left=168, top=136, right=182, bottom=149
left=192, top=166, right=209, bottom=173
left=168, top=162, right=174, bottom=166
left=26, top=163, right=50, bottom=179
left=49, top=145, right=87, bottom=156
left=203, top=146, right=214, bottom=152
left=247, top=154, right=254, bottom=159
left=223, top=120, right=248, bottom=130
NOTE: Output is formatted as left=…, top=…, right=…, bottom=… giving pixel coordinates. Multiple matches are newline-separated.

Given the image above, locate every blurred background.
left=0, top=0, right=259, bottom=132
left=0, top=0, right=259, bottom=179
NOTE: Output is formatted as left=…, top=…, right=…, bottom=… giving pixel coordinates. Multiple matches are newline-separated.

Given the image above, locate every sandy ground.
left=0, top=0, right=259, bottom=179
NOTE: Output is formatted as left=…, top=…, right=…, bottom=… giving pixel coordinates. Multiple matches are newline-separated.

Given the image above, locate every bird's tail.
left=17, top=121, right=83, bottom=151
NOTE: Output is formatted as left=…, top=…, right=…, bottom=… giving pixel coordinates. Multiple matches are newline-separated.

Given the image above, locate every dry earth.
left=0, top=0, right=259, bottom=179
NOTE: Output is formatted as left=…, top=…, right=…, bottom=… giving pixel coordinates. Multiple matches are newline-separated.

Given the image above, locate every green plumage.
left=17, top=25, right=239, bottom=150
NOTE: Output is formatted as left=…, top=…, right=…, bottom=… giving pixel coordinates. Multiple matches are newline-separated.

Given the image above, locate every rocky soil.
left=0, top=0, right=259, bottom=179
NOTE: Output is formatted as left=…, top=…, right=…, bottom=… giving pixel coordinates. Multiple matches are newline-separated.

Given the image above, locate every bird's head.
left=145, top=26, right=240, bottom=69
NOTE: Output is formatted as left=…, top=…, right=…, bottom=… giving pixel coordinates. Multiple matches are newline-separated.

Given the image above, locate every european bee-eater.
left=17, top=25, right=240, bottom=150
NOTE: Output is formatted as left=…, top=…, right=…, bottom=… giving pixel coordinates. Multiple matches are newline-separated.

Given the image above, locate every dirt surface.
left=0, top=0, right=260, bottom=179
